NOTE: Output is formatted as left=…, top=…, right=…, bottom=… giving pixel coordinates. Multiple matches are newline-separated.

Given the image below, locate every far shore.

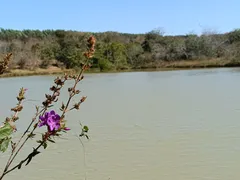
left=1, top=59, right=240, bottom=78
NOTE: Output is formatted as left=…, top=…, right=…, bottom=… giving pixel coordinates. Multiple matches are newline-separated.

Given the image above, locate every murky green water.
left=1, top=68, right=240, bottom=180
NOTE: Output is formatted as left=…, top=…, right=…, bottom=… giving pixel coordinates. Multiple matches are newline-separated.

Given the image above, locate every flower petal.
left=64, top=127, right=71, bottom=131
left=54, top=123, right=60, bottom=131
left=38, top=121, right=45, bottom=127
left=49, top=110, right=56, bottom=115
left=48, top=121, right=55, bottom=131
left=53, top=114, right=60, bottom=121
left=39, top=115, right=45, bottom=121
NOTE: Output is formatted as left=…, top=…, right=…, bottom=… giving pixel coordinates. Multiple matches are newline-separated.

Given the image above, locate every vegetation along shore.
left=1, top=28, right=240, bottom=77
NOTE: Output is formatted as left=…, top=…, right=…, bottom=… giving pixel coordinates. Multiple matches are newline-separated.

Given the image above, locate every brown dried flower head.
left=0, top=53, right=12, bottom=75
left=84, top=36, right=96, bottom=59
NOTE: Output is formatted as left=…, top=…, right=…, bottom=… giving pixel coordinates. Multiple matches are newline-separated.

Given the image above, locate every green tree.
left=126, top=43, right=144, bottom=66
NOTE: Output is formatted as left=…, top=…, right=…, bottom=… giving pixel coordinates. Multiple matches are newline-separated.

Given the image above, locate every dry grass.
left=1, top=58, right=240, bottom=78
left=162, top=59, right=234, bottom=68
left=0, top=67, right=74, bottom=78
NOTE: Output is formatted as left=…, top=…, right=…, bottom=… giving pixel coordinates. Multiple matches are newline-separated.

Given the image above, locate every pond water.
left=1, top=68, right=240, bottom=180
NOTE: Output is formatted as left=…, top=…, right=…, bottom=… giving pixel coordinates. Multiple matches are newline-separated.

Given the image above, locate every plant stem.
left=62, top=60, right=88, bottom=117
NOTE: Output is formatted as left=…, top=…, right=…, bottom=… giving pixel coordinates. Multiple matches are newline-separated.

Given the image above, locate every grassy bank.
left=1, top=59, right=240, bottom=78
left=161, top=59, right=240, bottom=69
left=132, top=58, right=239, bottom=69
left=0, top=67, right=73, bottom=78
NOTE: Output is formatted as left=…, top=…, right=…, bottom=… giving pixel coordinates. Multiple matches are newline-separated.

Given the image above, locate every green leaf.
left=28, top=133, right=36, bottom=139
left=36, top=140, right=42, bottom=144
left=25, top=155, right=32, bottom=166
left=47, top=139, right=55, bottom=143
left=43, top=142, right=47, bottom=149
left=25, top=149, right=40, bottom=166
left=83, top=126, right=89, bottom=133
left=85, top=135, right=89, bottom=140
left=0, top=123, right=13, bottom=140
left=18, top=161, right=23, bottom=169
left=0, top=137, right=11, bottom=152
left=35, top=106, right=39, bottom=113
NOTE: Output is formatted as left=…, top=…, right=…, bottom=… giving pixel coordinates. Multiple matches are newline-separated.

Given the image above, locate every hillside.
left=1, top=28, right=240, bottom=72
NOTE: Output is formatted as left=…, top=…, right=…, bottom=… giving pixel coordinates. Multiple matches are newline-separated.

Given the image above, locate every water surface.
left=1, top=68, right=240, bottom=180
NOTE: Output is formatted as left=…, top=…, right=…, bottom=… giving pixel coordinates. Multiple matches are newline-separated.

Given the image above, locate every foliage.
left=0, top=123, right=13, bottom=142
left=0, top=28, right=239, bottom=71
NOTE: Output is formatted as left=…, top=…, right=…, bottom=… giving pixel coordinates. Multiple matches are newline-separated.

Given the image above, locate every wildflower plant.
left=0, top=36, right=96, bottom=179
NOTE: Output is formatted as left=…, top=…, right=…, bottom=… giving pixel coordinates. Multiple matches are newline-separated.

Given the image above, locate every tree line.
left=1, top=28, right=240, bottom=71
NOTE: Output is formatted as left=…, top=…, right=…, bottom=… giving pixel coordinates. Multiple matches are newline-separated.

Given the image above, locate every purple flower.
left=39, top=110, right=61, bottom=132
left=64, top=127, right=71, bottom=131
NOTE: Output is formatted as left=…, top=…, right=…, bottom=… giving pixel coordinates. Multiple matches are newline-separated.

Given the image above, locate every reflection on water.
left=1, top=68, right=240, bottom=180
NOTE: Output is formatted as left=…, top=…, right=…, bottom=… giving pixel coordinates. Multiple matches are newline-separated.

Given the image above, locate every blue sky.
left=0, top=0, right=239, bottom=35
